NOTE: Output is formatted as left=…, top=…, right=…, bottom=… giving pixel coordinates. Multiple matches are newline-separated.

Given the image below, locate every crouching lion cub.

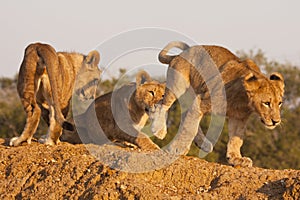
left=62, top=70, right=165, bottom=150
left=150, top=41, right=284, bottom=167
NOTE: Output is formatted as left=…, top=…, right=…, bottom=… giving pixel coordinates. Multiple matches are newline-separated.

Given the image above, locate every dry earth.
left=0, top=138, right=299, bottom=200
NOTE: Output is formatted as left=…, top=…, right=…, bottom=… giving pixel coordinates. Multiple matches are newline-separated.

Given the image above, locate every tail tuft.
left=158, top=41, right=190, bottom=64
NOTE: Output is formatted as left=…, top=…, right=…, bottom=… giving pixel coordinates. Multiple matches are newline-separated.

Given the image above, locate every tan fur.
left=62, top=71, right=165, bottom=150
left=150, top=41, right=284, bottom=167
left=10, top=42, right=101, bottom=146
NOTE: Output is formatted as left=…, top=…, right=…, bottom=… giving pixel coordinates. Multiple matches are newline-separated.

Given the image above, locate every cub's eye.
left=279, top=101, right=283, bottom=107
left=263, top=102, right=271, bottom=107
left=149, top=91, right=155, bottom=96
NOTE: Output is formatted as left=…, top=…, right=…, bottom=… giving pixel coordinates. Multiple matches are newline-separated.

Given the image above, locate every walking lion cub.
left=150, top=41, right=284, bottom=167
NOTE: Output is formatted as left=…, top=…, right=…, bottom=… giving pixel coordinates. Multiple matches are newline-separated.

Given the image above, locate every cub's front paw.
left=228, top=156, right=253, bottom=168
left=38, top=136, right=60, bottom=146
left=153, top=128, right=167, bottom=140
left=9, top=136, right=31, bottom=147
left=9, top=137, right=21, bottom=146
left=166, top=145, right=190, bottom=156
left=136, top=137, right=160, bottom=151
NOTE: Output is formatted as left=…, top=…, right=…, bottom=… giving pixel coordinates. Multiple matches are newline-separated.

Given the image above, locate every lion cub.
left=10, top=43, right=101, bottom=147
left=150, top=41, right=284, bottom=167
left=62, top=70, right=165, bottom=150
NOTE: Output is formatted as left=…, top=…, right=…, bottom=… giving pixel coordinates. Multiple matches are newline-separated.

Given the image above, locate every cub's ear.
left=243, top=72, right=261, bottom=92
left=136, top=70, right=151, bottom=87
left=85, top=50, right=100, bottom=65
left=270, top=72, right=284, bottom=81
left=243, top=59, right=261, bottom=72
left=270, top=72, right=284, bottom=96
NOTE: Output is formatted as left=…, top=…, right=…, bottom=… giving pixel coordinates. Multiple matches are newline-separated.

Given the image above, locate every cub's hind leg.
left=10, top=43, right=44, bottom=146
left=39, top=106, right=62, bottom=145
left=10, top=99, right=41, bottom=146
left=166, top=95, right=203, bottom=155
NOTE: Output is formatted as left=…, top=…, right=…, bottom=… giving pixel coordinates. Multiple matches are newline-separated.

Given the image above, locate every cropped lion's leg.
left=39, top=106, right=62, bottom=145
left=193, top=127, right=213, bottom=153
left=226, top=118, right=252, bottom=167
left=10, top=101, right=41, bottom=146
left=149, top=102, right=170, bottom=139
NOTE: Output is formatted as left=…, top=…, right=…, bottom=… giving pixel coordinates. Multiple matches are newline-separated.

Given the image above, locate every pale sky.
left=1, top=0, right=300, bottom=77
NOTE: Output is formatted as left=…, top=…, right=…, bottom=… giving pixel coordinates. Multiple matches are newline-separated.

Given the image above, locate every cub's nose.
left=271, top=119, right=280, bottom=126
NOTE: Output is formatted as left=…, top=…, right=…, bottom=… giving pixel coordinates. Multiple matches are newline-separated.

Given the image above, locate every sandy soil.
left=0, top=138, right=299, bottom=200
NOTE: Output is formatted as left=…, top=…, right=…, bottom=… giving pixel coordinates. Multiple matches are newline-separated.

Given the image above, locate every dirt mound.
left=0, top=138, right=299, bottom=199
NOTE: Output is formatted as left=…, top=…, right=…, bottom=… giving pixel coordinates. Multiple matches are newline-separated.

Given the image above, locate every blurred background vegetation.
left=1, top=49, right=300, bottom=170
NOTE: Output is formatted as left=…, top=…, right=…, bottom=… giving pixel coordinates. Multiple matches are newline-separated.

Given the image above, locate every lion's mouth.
left=261, top=119, right=277, bottom=130
left=145, top=107, right=150, bottom=114
left=75, top=79, right=98, bottom=95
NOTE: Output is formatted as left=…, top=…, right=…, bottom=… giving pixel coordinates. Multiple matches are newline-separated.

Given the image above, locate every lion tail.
left=158, top=41, right=190, bottom=64
left=35, top=43, right=74, bottom=131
